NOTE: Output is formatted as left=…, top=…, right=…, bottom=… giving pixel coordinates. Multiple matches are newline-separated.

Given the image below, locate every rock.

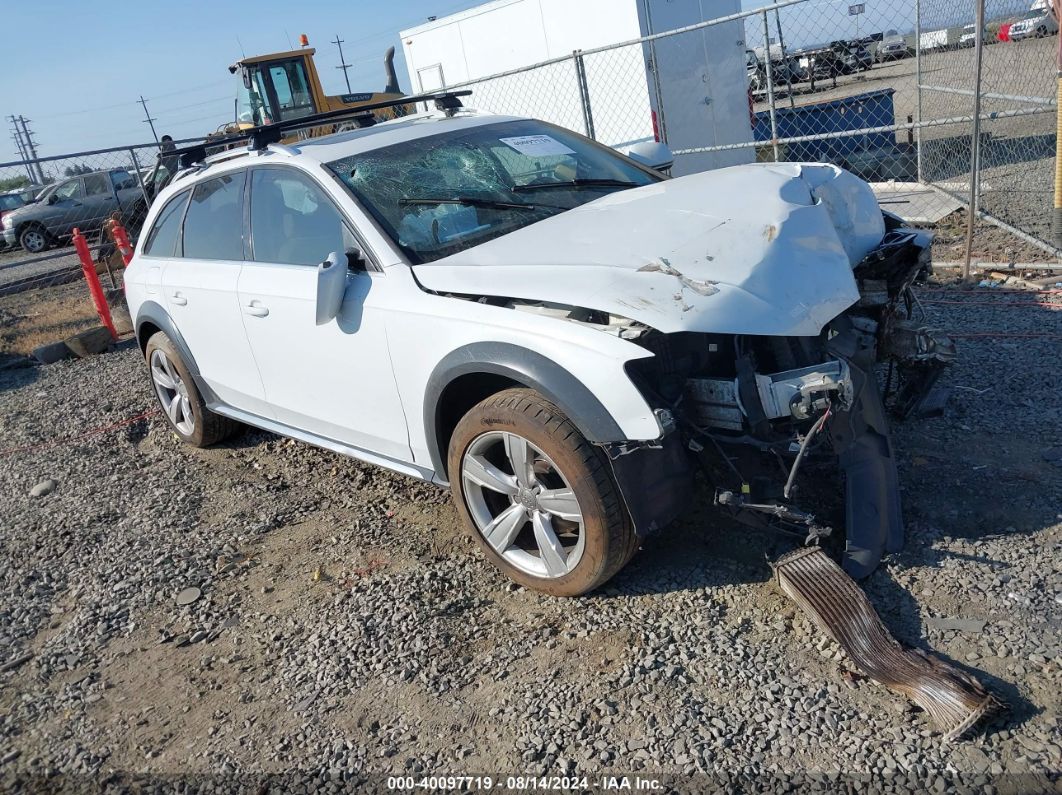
left=30, top=479, right=57, bottom=497
left=175, top=587, right=202, bottom=606
left=64, top=327, right=114, bottom=359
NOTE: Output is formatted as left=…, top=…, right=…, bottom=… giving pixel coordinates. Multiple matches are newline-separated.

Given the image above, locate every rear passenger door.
left=237, top=165, right=411, bottom=463
left=82, top=172, right=119, bottom=227
left=158, top=171, right=270, bottom=416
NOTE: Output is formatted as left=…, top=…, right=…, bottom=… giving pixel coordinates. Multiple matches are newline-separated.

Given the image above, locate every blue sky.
left=2, top=0, right=1033, bottom=165
left=0, top=0, right=489, bottom=163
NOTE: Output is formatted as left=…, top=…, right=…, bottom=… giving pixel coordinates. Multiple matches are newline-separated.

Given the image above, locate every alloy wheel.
left=461, top=431, right=585, bottom=579
left=21, top=229, right=46, bottom=253
left=150, top=349, right=195, bottom=435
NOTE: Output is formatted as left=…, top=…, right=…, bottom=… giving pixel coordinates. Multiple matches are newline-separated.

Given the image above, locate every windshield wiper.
left=512, top=179, right=641, bottom=193
left=399, top=196, right=563, bottom=211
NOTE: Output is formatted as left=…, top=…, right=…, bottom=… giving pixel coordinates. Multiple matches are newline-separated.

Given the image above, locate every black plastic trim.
left=423, top=342, right=629, bottom=478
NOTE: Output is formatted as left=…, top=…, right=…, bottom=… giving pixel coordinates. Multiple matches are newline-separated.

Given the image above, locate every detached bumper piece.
left=773, top=547, right=1000, bottom=742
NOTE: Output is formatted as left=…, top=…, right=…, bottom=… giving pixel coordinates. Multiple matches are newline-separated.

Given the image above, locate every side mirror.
left=47, top=194, right=59, bottom=205
left=625, top=141, right=674, bottom=173
left=316, top=252, right=348, bottom=325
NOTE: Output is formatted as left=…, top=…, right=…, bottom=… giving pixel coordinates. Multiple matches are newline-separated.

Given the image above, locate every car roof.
left=291, top=110, right=528, bottom=164
left=161, top=109, right=528, bottom=199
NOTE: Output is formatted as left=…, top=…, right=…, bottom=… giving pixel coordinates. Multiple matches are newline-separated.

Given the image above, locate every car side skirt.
left=210, top=404, right=437, bottom=483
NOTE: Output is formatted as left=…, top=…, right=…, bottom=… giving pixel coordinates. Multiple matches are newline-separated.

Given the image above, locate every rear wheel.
left=145, top=331, right=239, bottom=447
left=18, top=225, right=49, bottom=254
left=448, top=388, right=635, bottom=597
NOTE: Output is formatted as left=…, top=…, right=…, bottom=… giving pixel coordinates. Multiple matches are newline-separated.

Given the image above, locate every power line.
left=138, top=96, right=159, bottom=145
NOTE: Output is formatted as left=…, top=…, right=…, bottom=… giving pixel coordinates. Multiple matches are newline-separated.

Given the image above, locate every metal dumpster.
left=754, top=88, right=898, bottom=164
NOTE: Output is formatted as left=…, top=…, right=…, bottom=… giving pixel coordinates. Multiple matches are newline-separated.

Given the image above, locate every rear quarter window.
left=181, top=172, right=247, bottom=261
left=143, top=190, right=191, bottom=258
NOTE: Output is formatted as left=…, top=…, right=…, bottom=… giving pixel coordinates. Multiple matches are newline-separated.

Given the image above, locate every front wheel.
left=448, top=388, right=636, bottom=597
left=18, top=225, right=50, bottom=254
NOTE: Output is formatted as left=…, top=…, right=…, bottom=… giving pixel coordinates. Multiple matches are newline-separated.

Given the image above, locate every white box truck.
left=399, top=0, right=753, bottom=176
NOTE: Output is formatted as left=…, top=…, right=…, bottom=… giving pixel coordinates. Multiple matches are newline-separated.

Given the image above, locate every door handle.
left=244, top=300, right=269, bottom=317
left=170, top=291, right=187, bottom=306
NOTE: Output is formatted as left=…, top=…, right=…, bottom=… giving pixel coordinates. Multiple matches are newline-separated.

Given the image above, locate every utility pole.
left=138, top=95, right=160, bottom=145
left=8, top=115, right=35, bottom=183
left=16, top=116, right=45, bottom=184
left=332, top=34, right=353, bottom=93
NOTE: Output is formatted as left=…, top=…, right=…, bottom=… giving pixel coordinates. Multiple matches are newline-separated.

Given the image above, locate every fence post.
left=128, top=147, right=152, bottom=207
left=573, top=51, right=596, bottom=140
left=762, top=11, right=780, bottom=162
left=915, top=0, right=923, bottom=183
left=72, top=228, right=118, bottom=340
left=962, top=0, right=987, bottom=281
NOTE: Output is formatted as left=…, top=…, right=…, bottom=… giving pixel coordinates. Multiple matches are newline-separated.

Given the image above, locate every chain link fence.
left=429, top=0, right=1060, bottom=263
left=1, top=0, right=1059, bottom=294
left=0, top=140, right=205, bottom=295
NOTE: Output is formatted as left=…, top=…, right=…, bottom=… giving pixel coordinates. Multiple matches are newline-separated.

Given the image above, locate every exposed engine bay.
left=621, top=216, right=956, bottom=577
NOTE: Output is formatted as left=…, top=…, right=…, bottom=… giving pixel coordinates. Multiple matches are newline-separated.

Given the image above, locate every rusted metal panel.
left=772, top=546, right=1000, bottom=741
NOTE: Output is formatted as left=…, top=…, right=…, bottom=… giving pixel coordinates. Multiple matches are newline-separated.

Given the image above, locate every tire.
left=144, top=331, right=239, bottom=447
left=447, top=387, right=635, bottom=597
left=18, top=224, right=50, bottom=254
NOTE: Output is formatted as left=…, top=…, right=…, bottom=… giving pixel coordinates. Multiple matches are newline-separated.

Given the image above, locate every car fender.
left=424, top=341, right=630, bottom=477
left=135, top=300, right=201, bottom=376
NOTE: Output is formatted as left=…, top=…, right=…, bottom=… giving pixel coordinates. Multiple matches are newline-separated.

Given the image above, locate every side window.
left=55, top=180, right=82, bottom=201
left=110, top=170, right=137, bottom=190
left=249, top=168, right=346, bottom=266
left=181, top=172, right=246, bottom=261
left=143, top=190, right=191, bottom=257
left=84, top=173, right=110, bottom=196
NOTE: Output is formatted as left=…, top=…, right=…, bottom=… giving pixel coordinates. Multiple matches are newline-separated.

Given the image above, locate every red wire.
left=0, top=408, right=160, bottom=458
left=923, top=299, right=1062, bottom=308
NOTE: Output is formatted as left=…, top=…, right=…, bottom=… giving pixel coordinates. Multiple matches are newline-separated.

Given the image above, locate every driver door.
left=237, top=166, right=411, bottom=464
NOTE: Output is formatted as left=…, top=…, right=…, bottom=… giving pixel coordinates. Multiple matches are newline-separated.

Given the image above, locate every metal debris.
left=772, top=547, right=1001, bottom=741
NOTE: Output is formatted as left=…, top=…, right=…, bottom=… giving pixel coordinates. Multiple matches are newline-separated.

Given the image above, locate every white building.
left=400, top=0, right=754, bottom=176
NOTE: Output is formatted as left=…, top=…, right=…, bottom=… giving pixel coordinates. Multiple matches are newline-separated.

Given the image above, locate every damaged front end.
left=626, top=219, right=955, bottom=577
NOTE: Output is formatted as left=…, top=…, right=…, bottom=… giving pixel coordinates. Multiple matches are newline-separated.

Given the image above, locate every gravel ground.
left=0, top=278, right=1059, bottom=794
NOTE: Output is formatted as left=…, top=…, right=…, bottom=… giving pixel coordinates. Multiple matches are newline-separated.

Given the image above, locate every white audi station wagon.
left=125, top=95, right=951, bottom=596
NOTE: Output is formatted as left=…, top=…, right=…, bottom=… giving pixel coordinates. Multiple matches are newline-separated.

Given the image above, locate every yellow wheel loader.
left=223, top=38, right=408, bottom=138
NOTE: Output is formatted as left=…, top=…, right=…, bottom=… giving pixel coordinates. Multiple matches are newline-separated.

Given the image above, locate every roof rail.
left=170, top=90, right=472, bottom=169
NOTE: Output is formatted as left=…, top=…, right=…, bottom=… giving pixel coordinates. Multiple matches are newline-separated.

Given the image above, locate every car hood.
left=412, top=163, right=885, bottom=336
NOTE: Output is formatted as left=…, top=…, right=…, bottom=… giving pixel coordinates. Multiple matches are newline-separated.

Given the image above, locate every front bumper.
left=620, top=219, right=952, bottom=577
left=2, top=228, right=16, bottom=246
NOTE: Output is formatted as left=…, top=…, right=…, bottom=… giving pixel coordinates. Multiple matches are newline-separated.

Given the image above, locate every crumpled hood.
left=412, top=162, right=885, bottom=336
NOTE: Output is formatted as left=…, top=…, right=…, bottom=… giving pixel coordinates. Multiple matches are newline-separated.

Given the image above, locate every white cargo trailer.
left=399, top=0, right=754, bottom=176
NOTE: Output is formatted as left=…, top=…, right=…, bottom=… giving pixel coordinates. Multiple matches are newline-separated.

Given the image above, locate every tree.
left=0, top=175, right=29, bottom=192
left=62, top=164, right=93, bottom=177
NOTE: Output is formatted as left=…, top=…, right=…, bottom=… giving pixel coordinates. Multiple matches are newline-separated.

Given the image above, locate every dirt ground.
left=0, top=269, right=1059, bottom=793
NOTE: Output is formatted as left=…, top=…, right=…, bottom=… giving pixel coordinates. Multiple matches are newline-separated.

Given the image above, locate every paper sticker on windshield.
left=499, top=135, right=575, bottom=157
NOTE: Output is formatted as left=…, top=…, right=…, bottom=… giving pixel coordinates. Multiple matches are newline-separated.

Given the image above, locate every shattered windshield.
left=325, top=120, right=659, bottom=264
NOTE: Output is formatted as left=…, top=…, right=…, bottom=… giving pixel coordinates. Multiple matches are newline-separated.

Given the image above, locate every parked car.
left=793, top=48, right=844, bottom=82
left=1008, top=8, right=1059, bottom=40
left=125, top=106, right=949, bottom=595
left=1, top=169, right=144, bottom=253
left=876, top=30, right=910, bottom=61
left=959, top=24, right=990, bottom=47
left=746, top=49, right=796, bottom=93
left=832, top=40, right=873, bottom=72
left=0, top=192, right=28, bottom=249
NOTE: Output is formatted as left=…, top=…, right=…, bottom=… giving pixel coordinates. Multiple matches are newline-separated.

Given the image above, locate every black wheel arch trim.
left=135, top=302, right=220, bottom=406
left=424, top=342, right=630, bottom=479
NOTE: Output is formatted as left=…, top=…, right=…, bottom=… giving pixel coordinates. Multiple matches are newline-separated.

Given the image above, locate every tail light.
left=651, top=110, right=660, bottom=143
